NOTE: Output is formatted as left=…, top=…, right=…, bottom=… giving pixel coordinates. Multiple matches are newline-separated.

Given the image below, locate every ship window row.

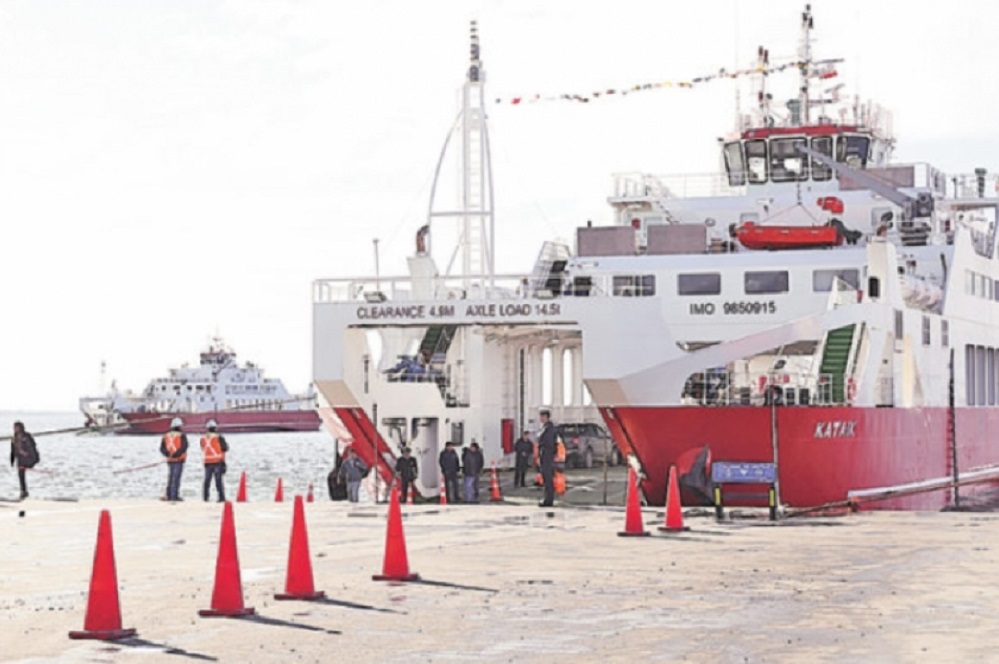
left=677, top=268, right=859, bottom=296
left=157, top=384, right=215, bottom=393
left=725, top=135, right=870, bottom=186
left=966, top=344, right=999, bottom=406
left=224, top=399, right=285, bottom=410
left=964, top=269, right=999, bottom=301
left=224, top=385, right=278, bottom=394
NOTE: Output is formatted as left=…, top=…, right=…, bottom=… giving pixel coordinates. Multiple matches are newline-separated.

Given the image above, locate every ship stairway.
left=419, top=324, right=458, bottom=400
left=818, top=324, right=856, bottom=403
left=529, top=241, right=572, bottom=296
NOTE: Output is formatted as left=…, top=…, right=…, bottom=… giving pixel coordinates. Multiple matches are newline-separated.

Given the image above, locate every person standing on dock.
left=159, top=418, right=189, bottom=501
left=537, top=409, right=557, bottom=507
left=439, top=441, right=460, bottom=504
left=9, top=422, right=39, bottom=501
left=514, top=430, right=533, bottom=488
left=199, top=419, right=228, bottom=502
left=462, top=441, right=484, bottom=502
left=395, top=447, right=418, bottom=503
left=339, top=448, right=368, bottom=503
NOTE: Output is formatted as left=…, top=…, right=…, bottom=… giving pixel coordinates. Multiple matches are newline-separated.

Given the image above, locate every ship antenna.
left=425, top=20, right=496, bottom=292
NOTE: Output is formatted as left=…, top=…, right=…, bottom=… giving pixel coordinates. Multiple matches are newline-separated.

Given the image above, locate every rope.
left=783, top=472, right=999, bottom=518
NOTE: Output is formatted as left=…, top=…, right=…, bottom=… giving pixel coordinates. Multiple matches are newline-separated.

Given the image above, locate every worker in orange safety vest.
left=160, top=417, right=189, bottom=502
left=200, top=419, right=229, bottom=502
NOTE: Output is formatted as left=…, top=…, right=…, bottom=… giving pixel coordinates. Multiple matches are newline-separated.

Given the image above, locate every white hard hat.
left=206, top=419, right=218, bottom=430
left=170, top=417, right=184, bottom=429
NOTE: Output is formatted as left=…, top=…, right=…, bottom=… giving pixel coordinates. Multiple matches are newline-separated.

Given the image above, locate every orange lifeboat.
left=735, top=222, right=843, bottom=250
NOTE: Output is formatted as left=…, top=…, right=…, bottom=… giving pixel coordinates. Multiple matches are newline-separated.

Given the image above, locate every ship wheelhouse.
left=722, top=125, right=884, bottom=189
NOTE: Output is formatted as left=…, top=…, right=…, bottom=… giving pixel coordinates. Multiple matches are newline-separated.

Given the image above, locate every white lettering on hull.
left=813, top=421, right=857, bottom=439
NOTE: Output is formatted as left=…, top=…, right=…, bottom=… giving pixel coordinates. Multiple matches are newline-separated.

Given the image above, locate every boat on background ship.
left=312, top=7, right=999, bottom=509
left=79, top=338, right=320, bottom=435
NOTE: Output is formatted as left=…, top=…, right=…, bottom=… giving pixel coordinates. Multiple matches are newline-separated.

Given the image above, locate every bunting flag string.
left=493, top=59, right=839, bottom=106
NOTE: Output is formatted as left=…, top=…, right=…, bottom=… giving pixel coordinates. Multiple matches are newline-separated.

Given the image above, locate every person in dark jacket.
left=537, top=409, right=557, bottom=507
left=328, top=441, right=348, bottom=501
left=514, top=431, right=533, bottom=488
left=461, top=441, right=485, bottom=502
left=395, top=447, right=419, bottom=502
left=438, top=441, right=460, bottom=503
left=159, top=417, right=189, bottom=502
left=10, top=421, right=39, bottom=501
left=338, top=448, right=368, bottom=503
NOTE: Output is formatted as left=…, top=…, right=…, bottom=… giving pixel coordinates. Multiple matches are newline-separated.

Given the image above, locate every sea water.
left=0, top=411, right=337, bottom=502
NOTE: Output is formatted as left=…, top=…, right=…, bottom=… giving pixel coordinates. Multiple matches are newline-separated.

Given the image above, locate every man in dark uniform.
left=514, top=430, right=533, bottom=488
left=395, top=447, right=419, bottom=502
left=438, top=441, right=460, bottom=504
left=537, top=409, right=557, bottom=507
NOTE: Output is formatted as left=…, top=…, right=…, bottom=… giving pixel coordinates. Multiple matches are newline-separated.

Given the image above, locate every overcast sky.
left=3, top=0, right=998, bottom=412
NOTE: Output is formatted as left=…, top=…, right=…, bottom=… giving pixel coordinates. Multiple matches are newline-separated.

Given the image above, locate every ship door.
left=412, top=418, right=439, bottom=494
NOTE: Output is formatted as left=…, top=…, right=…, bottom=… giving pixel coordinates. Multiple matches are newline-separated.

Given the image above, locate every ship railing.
left=947, top=169, right=999, bottom=199
left=611, top=171, right=745, bottom=200
left=684, top=370, right=848, bottom=406
left=312, top=273, right=532, bottom=303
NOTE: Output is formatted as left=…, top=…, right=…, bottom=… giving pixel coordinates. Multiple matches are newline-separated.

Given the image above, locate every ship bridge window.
left=678, top=273, right=721, bottom=295
left=745, top=270, right=789, bottom=294
left=837, top=135, right=870, bottom=169
left=723, top=142, right=746, bottom=187
left=812, top=268, right=860, bottom=292
left=613, top=275, right=655, bottom=296
left=745, top=139, right=767, bottom=183
left=770, top=138, right=808, bottom=183
left=810, top=136, right=833, bottom=181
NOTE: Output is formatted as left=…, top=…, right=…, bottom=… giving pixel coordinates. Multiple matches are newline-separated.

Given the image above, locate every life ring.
left=846, top=376, right=857, bottom=403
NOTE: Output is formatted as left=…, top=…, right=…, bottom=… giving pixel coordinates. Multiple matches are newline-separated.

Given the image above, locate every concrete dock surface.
left=1, top=496, right=997, bottom=663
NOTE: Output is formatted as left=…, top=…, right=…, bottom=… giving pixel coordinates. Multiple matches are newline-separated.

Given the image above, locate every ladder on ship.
left=819, top=324, right=855, bottom=403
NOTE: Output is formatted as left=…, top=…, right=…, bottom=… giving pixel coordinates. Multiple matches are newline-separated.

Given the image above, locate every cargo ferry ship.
left=80, top=338, right=320, bottom=434
left=312, top=8, right=999, bottom=509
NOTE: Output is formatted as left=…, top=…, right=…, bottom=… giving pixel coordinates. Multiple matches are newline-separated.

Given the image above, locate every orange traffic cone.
left=274, top=477, right=284, bottom=502
left=407, top=484, right=414, bottom=505
left=236, top=472, right=247, bottom=502
left=658, top=464, right=690, bottom=533
left=554, top=471, right=566, bottom=495
left=68, top=510, right=137, bottom=640
left=307, top=483, right=314, bottom=503
left=489, top=462, right=503, bottom=502
left=373, top=485, right=420, bottom=582
left=618, top=467, right=650, bottom=537
left=199, top=502, right=256, bottom=617
left=275, top=496, right=325, bottom=601
left=439, top=476, right=447, bottom=506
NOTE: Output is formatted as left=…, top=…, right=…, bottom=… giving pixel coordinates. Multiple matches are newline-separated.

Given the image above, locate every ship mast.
left=427, top=21, right=496, bottom=291
left=797, top=4, right=814, bottom=126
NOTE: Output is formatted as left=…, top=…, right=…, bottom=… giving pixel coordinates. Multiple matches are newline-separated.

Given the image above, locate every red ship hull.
left=117, top=410, right=321, bottom=435
left=601, top=405, right=999, bottom=510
